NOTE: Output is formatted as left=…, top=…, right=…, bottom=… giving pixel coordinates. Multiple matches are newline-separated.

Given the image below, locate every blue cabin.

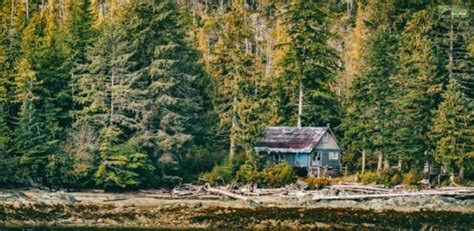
left=254, top=126, right=342, bottom=177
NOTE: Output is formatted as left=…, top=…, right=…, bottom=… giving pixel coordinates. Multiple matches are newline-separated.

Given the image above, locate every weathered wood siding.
left=315, top=131, right=340, bottom=149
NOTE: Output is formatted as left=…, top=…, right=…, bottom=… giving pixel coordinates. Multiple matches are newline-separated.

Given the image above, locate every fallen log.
left=312, top=190, right=473, bottom=201
left=204, top=187, right=261, bottom=206
left=330, top=185, right=391, bottom=194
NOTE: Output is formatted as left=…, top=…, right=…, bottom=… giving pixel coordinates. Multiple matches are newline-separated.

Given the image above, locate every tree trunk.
left=459, top=167, right=464, bottom=179
left=25, top=0, right=29, bottom=21
left=376, top=148, right=383, bottom=176
left=397, top=156, right=402, bottom=170
left=383, top=158, right=390, bottom=170
left=110, top=39, right=116, bottom=126
left=297, top=81, right=303, bottom=128
left=229, top=96, right=237, bottom=159
left=361, top=149, right=366, bottom=174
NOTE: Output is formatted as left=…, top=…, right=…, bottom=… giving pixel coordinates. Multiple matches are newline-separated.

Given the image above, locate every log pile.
left=312, top=186, right=474, bottom=201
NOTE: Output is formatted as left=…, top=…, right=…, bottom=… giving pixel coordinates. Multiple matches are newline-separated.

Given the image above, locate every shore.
left=0, top=189, right=473, bottom=229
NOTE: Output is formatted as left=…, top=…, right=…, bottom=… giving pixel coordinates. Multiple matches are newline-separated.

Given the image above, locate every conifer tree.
left=208, top=0, right=278, bottom=159
left=13, top=1, right=71, bottom=185
left=340, top=30, right=397, bottom=171
left=388, top=9, right=443, bottom=167
left=0, top=45, right=15, bottom=184
left=431, top=79, right=473, bottom=178
left=122, top=0, right=216, bottom=184
left=277, top=0, right=341, bottom=128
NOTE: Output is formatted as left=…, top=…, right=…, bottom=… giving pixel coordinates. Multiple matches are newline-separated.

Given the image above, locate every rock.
left=57, top=193, right=77, bottom=204
left=97, top=218, right=104, bottom=223
left=192, top=202, right=202, bottom=208
left=104, top=218, right=119, bottom=226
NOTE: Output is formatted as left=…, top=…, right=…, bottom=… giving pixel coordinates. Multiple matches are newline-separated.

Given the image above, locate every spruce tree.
left=0, top=45, right=15, bottom=185
left=124, top=0, right=226, bottom=184
left=207, top=0, right=278, bottom=159
left=12, top=2, right=71, bottom=185
left=74, top=17, right=150, bottom=188
left=431, top=79, right=473, bottom=178
left=278, top=0, right=341, bottom=127
left=340, top=29, right=397, bottom=171
left=388, top=9, right=443, bottom=168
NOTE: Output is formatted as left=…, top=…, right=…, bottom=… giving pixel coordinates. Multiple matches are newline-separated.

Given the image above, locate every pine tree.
left=65, top=0, right=96, bottom=66
left=13, top=58, right=61, bottom=184
left=277, top=0, right=341, bottom=128
left=0, top=45, right=15, bottom=185
left=207, top=0, right=278, bottom=159
left=122, top=0, right=215, bottom=184
left=340, top=29, right=398, bottom=172
left=388, top=9, right=443, bottom=168
left=431, top=79, right=473, bottom=178
left=435, top=4, right=473, bottom=100
left=12, top=1, right=72, bottom=185
left=74, top=16, right=149, bottom=188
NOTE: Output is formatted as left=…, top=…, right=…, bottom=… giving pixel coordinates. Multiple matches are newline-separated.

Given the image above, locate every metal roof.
left=254, top=127, right=328, bottom=153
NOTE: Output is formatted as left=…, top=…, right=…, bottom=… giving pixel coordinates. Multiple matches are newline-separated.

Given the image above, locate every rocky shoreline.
left=0, top=190, right=473, bottom=229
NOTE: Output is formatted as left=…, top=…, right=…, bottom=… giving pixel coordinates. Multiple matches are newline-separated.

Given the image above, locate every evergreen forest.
left=0, top=0, right=472, bottom=190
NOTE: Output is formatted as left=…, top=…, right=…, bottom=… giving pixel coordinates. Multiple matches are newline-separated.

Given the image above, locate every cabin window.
left=329, top=151, right=338, bottom=160
left=322, top=133, right=329, bottom=143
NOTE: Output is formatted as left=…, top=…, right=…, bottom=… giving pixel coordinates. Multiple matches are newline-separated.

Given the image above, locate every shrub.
left=379, top=169, right=402, bottom=187
left=261, top=163, right=296, bottom=187
left=305, top=177, right=331, bottom=190
left=236, top=161, right=263, bottom=184
left=161, top=175, right=183, bottom=189
left=203, top=161, right=234, bottom=185
left=402, top=170, right=422, bottom=185
left=359, top=172, right=377, bottom=184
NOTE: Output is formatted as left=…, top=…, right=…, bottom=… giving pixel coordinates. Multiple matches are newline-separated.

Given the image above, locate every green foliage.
left=402, top=170, right=422, bottom=186
left=430, top=79, right=473, bottom=170
left=359, top=172, right=378, bottom=184
left=277, top=0, right=342, bottom=127
left=204, top=160, right=236, bottom=185
left=0, top=0, right=472, bottom=190
left=379, top=169, right=402, bottom=187
left=94, top=127, right=155, bottom=190
left=388, top=9, right=443, bottom=163
left=261, top=162, right=296, bottom=187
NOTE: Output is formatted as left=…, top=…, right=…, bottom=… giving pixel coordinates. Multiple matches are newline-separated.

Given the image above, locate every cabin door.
left=312, top=151, right=322, bottom=167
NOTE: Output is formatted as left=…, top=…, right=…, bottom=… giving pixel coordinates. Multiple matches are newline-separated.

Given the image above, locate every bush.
left=203, top=161, right=235, bottom=185
left=261, top=163, right=296, bottom=187
left=402, top=170, right=422, bottom=185
left=236, top=162, right=262, bottom=184
left=161, top=175, right=183, bottom=189
left=305, top=177, right=331, bottom=190
left=359, top=172, right=378, bottom=184
left=379, top=169, right=402, bottom=187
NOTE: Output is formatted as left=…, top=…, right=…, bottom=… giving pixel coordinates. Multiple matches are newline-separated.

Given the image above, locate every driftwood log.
left=204, top=187, right=261, bottom=206
left=312, top=189, right=474, bottom=201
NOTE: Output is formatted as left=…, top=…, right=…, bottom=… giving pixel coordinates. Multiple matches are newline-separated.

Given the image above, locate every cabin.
left=254, top=126, right=342, bottom=177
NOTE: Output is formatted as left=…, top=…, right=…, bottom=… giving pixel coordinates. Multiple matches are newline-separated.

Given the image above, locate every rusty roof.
left=254, top=127, right=328, bottom=153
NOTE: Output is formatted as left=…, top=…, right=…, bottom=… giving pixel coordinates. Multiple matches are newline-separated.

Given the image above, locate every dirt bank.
left=0, top=190, right=473, bottom=229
